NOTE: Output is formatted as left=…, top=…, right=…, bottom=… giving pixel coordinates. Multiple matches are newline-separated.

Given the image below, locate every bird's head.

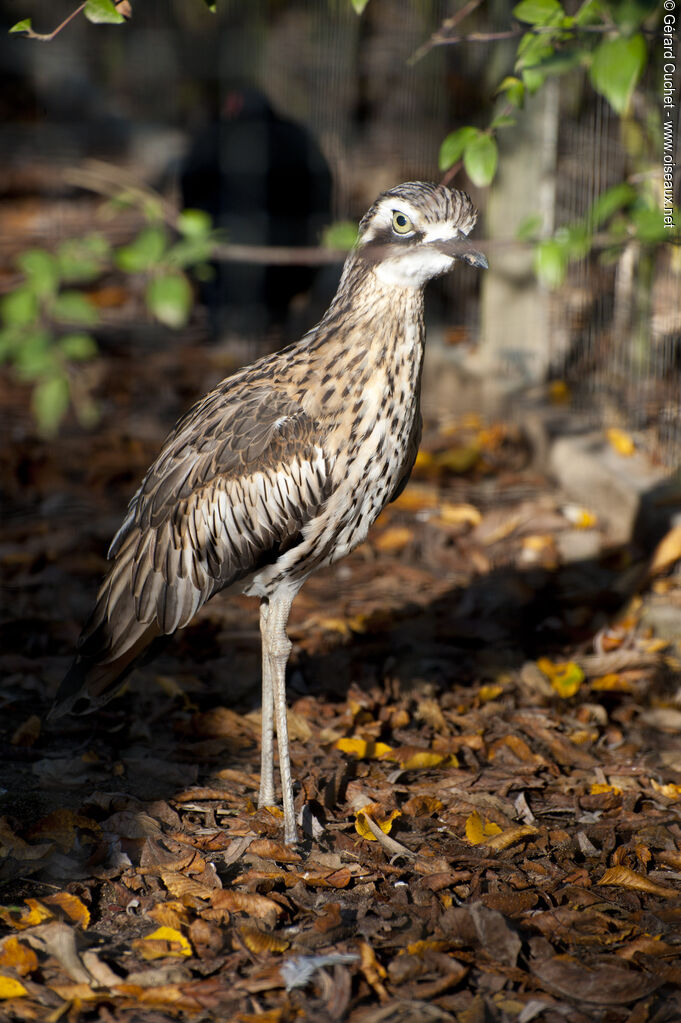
left=355, top=181, right=487, bottom=289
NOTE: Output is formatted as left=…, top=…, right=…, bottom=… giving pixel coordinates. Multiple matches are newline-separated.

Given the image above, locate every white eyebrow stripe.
left=422, top=224, right=462, bottom=242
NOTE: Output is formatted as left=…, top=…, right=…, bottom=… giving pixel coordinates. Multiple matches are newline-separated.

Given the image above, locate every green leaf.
left=589, top=33, right=646, bottom=115
left=522, top=67, right=547, bottom=93
left=146, top=273, right=192, bottom=328
left=610, top=0, right=659, bottom=33
left=115, top=226, right=168, bottom=272
left=32, top=375, right=71, bottom=436
left=9, top=18, right=32, bottom=33
left=463, top=135, right=498, bottom=187
left=530, top=48, right=585, bottom=77
left=496, top=76, right=525, bottom=108
left=166, top=237, right=214, bottom=269
left=177, top=209, right=213, bottom=238
left=84, top=0, right=125, bottom=24
left=2, top=287, right=39, bottom=328
left=438, top=127, right=480, bottom=172
left=513, top=0, right=564, bottom=25
left=631, top=206, right=669, bottom=243
left=322, top=221, right=358, bottom=250
left=589, top=183, right=637, bottom=227
left=51, top=291, right=99, bottom=326
left=516, top=31, right=555, bottom=69
left=534, top=239, right=568, bottom=288
left=351, top=0, right=371, bottom=12
left=57, top=234, right=110, bottom=282
left=201, top=0, right=216, bottom=9
left=559, top=224, right=591, bottom=259
left=574, top=0, right=604, bottom=26
left=490, top=114, right=517, bottom=130
left=18, top=249, right=59, bottom=297
left=59, top=333, right=98, bottom=361
left=516, top=214, right=544, bottom=241
left=14, top=330, right=55, bottom=380
left=0, top=328, right=17, bottom=361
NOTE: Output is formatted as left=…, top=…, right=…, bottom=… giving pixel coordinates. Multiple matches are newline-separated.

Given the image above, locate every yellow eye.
left=391, top=210, right=413, bottom=235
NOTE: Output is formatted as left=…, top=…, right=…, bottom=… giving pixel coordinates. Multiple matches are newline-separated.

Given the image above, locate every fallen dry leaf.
left=597, top=866, right=678, bottom=898
left=133, top=926, right=192, bottom=960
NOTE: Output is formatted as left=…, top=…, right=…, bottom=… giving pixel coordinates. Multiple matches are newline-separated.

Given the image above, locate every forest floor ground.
left=3, top=321, right=681, bottom=1023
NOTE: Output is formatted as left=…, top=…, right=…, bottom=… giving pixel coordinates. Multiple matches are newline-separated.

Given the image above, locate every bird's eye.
left=391, top=210, right=413, bottom=235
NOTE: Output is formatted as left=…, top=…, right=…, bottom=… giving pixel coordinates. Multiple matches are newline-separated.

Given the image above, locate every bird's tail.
left=49, top=624, right=161, bottom=720
left=49, top=536, right=161, bottom=720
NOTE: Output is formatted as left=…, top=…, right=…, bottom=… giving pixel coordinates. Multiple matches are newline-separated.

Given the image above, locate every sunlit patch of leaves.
left=0, top=203, right=218, bottom=434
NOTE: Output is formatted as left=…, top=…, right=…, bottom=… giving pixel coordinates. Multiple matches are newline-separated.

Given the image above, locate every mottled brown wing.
left=51, top=386, right=331, bottom=717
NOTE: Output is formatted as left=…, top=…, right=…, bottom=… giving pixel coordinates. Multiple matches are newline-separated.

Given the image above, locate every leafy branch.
left=427, top=0, right=672, bottom=288
left=10, top=0, right=131, bottom=41
left=0, top=185, right=218, bottom=436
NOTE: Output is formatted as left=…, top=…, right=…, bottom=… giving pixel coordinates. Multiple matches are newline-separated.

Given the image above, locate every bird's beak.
left=433, top=238, right=488, bottom=269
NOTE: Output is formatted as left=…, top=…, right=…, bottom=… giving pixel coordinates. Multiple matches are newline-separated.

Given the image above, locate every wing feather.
left=51, top=385, right=332, bottom=717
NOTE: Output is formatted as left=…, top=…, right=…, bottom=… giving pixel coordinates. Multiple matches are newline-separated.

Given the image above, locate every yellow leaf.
left=315, top=616, right=357, bottom=637
left=591, top=673, right=632, bottom=692
left=523, top=534, right=553, bottom=552
left=399, top=751, right=448, bottom=770
left=0, top=898, right=52, bottom=930
left=597, top=866, right=676, bottom=898
left=437, top=502, right=481, bottom=527
left=355, top=807, right=401, bottom=841
left=374, top=526, right=414, bottom=552
left=335, top=737, right=394, bottom=760
left=648, top=524, right=681, bottom=578
left=405, top=939, right=451, bottom=956
left=43, top=891, right=90, bottom=929
left=478, top=684, right=503, bottom=703
left=570, top=728, right=598, bottom=745
left=435, top=445, right=480, bottom=474
left=537, top=658, right=584, bottom=698
left=562, top=504, right=597, bottom=529
left=134, top=926, right=192, bottom=960
left=0, top=976, right=28, bottom=999
left=413, top=450, right=436, bottom=471
left=148, top=902, right=190, bottom=930
left=549, top=380, right=570, bottom=404
left=0, top=937, right=38, bottom=976
left=392, top=485, right=438, bottom=511
left=465, top=810, right=502, bottom=846
left=607, top=427, right=635, bottom=457
left=590, top=783, right=622, bottom=796
left=651, top=779, right=681, bottom=800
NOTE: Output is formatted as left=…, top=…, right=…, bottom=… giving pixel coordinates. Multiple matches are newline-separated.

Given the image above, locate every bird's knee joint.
left=269, top=635, right=292, bottom=660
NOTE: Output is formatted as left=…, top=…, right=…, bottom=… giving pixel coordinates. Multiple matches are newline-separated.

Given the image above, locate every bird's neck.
left=300, top=258, right=426, bottom=411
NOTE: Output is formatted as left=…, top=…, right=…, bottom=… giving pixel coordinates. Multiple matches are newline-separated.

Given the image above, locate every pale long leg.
left=262, top=592, right=296, bottom=844
left=258, top=599, right=275, bottom=808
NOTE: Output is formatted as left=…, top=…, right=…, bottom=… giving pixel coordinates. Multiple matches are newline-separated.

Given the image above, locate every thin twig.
left=410, top=18, right=659, bottom=60
left=22, top=2, right=87, bottom=42
left=408, top=0, right=483, bottom=65
left=14, top=0, right=129, bottom=42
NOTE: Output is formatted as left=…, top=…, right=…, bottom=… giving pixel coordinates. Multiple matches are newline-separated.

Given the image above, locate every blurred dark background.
left=0, top=0, right=679, bottom=471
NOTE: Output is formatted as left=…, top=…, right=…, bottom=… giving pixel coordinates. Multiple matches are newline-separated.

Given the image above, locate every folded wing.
left=51, top=385, right=331, bottom=717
